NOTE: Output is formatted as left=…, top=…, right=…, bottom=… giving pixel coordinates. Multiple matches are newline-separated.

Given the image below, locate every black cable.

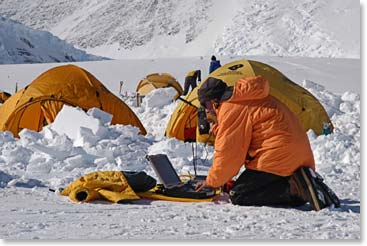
left=191, top=141, right=197, bottom=177
left=177, top=96, right=199, bottom=109
left=195, top=141, right=198, bottom=176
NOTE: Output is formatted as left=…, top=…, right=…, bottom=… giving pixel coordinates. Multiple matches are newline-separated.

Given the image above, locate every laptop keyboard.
left=160, top=180, right=216, bottom=198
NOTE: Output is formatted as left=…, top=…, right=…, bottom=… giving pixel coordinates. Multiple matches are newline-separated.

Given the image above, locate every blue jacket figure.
left=209, top=55, right=221, bottom=74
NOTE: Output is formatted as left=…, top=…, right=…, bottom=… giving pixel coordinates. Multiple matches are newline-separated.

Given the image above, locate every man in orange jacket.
left=195, top=76, right=339, bottom=211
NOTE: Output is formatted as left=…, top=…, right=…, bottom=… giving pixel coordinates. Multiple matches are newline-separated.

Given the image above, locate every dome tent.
left=0, top=64, right=146, bottom=137
left=165, top=59, right=332, bottom=144
left=0, top=91, right=11, bottom=104
left=136, top=73, right=183, bottom=105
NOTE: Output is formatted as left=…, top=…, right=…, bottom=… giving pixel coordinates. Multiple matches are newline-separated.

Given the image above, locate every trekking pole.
left=119, top=81, right=124, bottom=96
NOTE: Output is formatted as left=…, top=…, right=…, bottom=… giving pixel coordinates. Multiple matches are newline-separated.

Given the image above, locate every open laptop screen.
left=147, top=154, right=182, bottom=188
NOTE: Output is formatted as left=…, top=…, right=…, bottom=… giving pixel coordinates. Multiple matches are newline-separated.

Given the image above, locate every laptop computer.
left=146, top=154, right=216, bottom=199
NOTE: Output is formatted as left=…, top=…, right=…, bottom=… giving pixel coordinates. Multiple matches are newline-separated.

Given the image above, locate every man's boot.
left=289, top=167, right=334, bottom=211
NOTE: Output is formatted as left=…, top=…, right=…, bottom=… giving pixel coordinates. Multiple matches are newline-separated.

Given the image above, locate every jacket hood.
left=228, top=76, right=269, bottom=103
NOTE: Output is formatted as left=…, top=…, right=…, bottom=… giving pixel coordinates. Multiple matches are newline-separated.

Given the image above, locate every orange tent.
left=166, top=59, right=332, bottom=144
left=0, top=64, right=146, bottom=137
left=0, top=91, right=11, bottom=104
left=136, top=73, right=183, bottom=100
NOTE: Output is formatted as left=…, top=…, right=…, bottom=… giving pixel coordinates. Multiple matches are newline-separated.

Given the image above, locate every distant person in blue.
left=209, top=55, right=221, bottom=74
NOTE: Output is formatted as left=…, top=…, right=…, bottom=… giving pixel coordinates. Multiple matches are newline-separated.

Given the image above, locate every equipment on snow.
left=146, top=154, right=217, bottom=199
left=197, top=107, right=210, bottom=135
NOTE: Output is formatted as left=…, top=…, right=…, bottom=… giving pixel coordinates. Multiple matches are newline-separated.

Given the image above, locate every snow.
left=0, top=0, right=360, bottom=59
left=0, top=57, right=361, bottom=239
left=0, top=0, right=363, bottom=241
left=0, top=16, right=102, bottom=64
left=0, top=56, right=360, bottom=96
left=50, top=106, right=108, bottom=143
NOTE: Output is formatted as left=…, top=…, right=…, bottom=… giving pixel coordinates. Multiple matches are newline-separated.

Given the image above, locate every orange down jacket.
left=206, top=76, right=315, bottom=188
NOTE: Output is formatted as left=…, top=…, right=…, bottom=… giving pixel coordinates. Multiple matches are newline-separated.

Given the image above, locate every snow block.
left=51, top=105, right=101, bottom=141
left=18, top=129, right=43, bottom=143
left=87, top=107, right=113, bottom=125
left=142, top=87, right=176, bottom=109
left=74, top=126, right=100, bottom=147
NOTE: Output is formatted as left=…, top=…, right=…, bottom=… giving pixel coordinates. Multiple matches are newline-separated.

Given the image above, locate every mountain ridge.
left=0, top=16, right=104, bottom=64
left=0, top=0, right=360, bottom=60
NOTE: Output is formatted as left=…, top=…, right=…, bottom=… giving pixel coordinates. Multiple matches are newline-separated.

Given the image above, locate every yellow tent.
left=136, top=73, right=183, bottom=101
left=165, top=59, right=333, bottom=144
left=0, top=64, right=147, bottom=137
left=0, top=91, right=11, bottom=104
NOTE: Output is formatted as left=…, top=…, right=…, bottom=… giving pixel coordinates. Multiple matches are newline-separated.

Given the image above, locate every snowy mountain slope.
left=0, top=16, right=103, bottom=64
left=0, top=0, right=360, bottom=59
left=215, top=0, right=360, bottom=58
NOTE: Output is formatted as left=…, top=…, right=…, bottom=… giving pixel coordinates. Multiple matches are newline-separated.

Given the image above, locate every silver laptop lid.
left=147, top=154, right=182, bottom=188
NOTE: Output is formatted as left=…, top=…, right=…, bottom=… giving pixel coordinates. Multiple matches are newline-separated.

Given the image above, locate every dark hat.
left=211, top=55, right=216, bottom=61
left=198, top=77, right=232, bottom=107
